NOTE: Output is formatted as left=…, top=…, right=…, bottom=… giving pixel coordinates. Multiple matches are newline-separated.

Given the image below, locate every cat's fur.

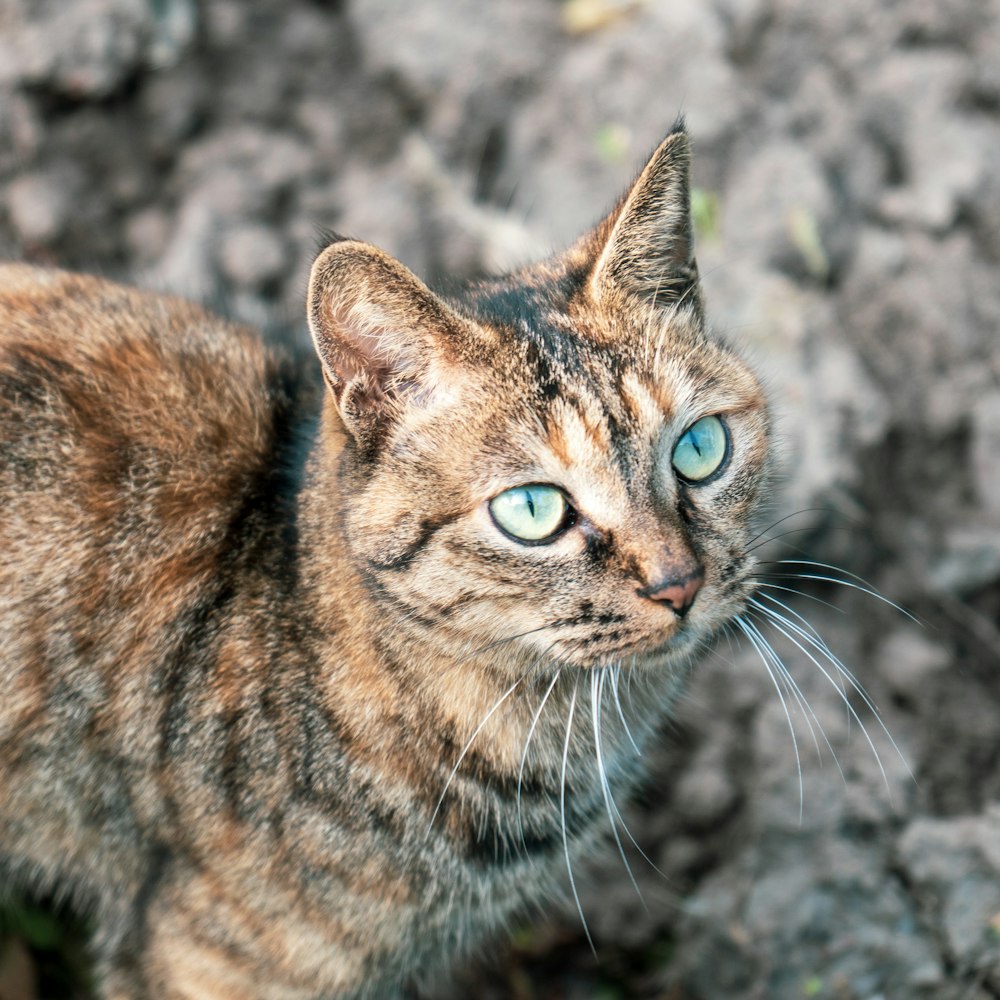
left=0, top=123, right=768, bottom=999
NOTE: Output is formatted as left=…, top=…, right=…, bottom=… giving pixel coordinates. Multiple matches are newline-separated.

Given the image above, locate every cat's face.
left=308, top=125, right=769, bottom=674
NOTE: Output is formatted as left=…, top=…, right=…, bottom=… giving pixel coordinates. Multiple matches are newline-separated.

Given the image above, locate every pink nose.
left=639, top=570, right=703, bottom=618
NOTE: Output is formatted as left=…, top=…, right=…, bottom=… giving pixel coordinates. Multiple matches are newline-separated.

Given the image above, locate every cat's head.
left=307, top=123, right=769, bottom=674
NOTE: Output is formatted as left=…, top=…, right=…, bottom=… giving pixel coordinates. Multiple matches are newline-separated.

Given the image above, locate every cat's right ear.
left=307, top=240, right=469, bottom=447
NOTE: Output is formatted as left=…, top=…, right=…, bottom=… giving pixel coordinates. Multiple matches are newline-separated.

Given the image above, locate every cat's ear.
left=588, top=122, right=699, bottom=313
left=307, top=240, right=468, bottom=445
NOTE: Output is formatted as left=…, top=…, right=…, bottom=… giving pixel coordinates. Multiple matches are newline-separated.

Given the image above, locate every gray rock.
left=928, top=524, right=1000, bottom=596
left=5, top=169, right=77, bottom=245
left=898, top=810, right=1000, bottom=982
left=722, top=141, right=838, bottom=281
left=875, top=628, right=949, bottom=700
left=217, top=223, right=288, bottom=290
left=0, top=0, right=195, bottom=98
left=971, top=392, right=1000, bottom=516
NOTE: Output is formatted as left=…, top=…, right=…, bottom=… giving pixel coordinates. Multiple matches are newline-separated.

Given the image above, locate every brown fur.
left=0, top=124, right=769, bottom=998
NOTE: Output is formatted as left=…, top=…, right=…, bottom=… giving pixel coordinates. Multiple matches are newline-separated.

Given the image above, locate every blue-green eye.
left=672, top=415, right=729, bottom=483
left=489, top=484, right=571, bottom=543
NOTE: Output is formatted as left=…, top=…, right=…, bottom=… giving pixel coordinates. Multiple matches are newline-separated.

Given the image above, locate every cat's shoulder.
left=0, top=263, right=279, bottom=393
left=0, top=264, right=311, bottom=463
left=0, top=263, right=250, bottom=345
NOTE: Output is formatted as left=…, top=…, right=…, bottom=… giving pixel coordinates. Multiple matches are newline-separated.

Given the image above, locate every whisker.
left=560, top=674, right=595, bottom=954
left=742, top=614, right=828, bottom=762
left=751, top=591, right=850, bottom=713
left=455, top=621, right=564, bottom=663
left=762, top=560, right=922, bottom=625
left=754, top=602, right=865, bottom=758
left=768, top=558, right=883, bottom=583
left=743, top=609, right=846, bottom=781
left=625, top=656, right=637, bottom=699
left=516, top=669, right=562, bottom=850
left=742, top=507, right=835, bottom=552
left=596, top=667, right=668, bottom=878
left=750, top=602, right=913, bottom=797
left=752, top=598, right=901, bottom=747
left=764, top=572, right=922, bottom=625
left=752, top=591, right=841, bottom=652
left=610, top=664, right=641, bottom=756
left=753, top=605, right=889, bottom=785
left=734, top=614, right=804, bottom=819
left=429, top=672, right=527, bottom=829
left=591, top=668, right=644, bottom=904
left=754, top=581, right=846, bottom=616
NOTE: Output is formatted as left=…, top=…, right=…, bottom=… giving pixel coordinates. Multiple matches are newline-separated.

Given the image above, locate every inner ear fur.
left=307, top=240, right=471, bottom=435
left=588, top=122, right=700, bottom=313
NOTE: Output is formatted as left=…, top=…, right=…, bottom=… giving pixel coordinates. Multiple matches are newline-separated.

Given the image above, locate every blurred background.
left=0, top=0, right=998, bottom=997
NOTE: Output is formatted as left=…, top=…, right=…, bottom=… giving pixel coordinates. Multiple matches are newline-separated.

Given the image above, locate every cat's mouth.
left=547, top=618, right=702, bottom=668
left=541, top=583, right=754, bottom=669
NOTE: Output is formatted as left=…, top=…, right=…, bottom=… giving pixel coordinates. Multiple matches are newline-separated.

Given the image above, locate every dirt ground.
left=1, top=1, right=999, bottom=998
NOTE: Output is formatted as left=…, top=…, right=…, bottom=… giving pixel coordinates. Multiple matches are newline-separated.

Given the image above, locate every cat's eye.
left=671, top=415, right=729, bottom=483
left=489, top=485, right=572, bottom=543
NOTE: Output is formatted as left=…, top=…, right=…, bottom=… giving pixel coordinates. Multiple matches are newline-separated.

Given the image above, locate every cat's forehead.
left=468, top=309, right=751, bottom=472
left=445, top=267, right=764, bottom=497
left=468, top=285, right=749, bottom=424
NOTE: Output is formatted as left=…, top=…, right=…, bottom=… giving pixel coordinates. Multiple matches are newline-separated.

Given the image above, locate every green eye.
left=672, top=415, right=729, bottom=483
left=489, top=485, right=571, bottom=543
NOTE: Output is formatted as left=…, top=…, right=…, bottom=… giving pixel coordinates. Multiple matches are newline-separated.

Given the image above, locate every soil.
left=1, top=1, right=999, bottom=998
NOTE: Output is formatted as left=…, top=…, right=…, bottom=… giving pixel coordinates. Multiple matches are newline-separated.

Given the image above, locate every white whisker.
left=591, top=668, right=644, bottom=904
left=560, top=675, right=594, bottom=954
left=763, top=560, right=921, bottom=625
left=751, top=591, right=851, bottom=715
left=753, top=597, right=885, bottom=716
left=752, top=592, right=841, bottom=658
left=610, top=663, right=641, bottom=756
left=735, top=614, right=804, bottom=818
left=749, top=601, right=913, bottom=799
left=754, top=581, right=846, bottom=615
left=742, top=610, right=845, bottom=782
left=429, top=673, right=527, bottom=829
left=742, top=614, right=831, bottom=760
left=516, top=669, right=562, bottom=850
left=597, top=667, right=667, bottom=878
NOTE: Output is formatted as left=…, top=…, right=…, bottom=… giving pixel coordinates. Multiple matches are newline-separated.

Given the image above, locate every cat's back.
left=0, top=264, right=276, bottom=489
left=0, top=263, right=314, bottom=709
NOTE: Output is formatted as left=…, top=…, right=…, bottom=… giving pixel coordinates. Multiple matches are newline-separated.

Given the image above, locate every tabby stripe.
left=366, top=511, right=463, bottom=572
left=359, top=571, right=440, bottom=628
left=441, top=780, right=605, bottom=868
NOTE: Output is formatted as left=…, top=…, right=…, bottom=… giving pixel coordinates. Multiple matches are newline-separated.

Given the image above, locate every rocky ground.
left=1, top=1, right=999, bottom=998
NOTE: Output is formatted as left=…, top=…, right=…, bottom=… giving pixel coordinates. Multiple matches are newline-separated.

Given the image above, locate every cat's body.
left=0, top=125, right=769, bottom=998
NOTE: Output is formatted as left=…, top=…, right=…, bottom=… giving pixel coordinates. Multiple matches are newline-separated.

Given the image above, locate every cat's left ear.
left=588, top=122, right=700, bottom=314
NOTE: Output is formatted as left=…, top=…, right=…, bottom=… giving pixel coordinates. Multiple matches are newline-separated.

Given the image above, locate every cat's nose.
left=637, top=568, right=704, bottom=617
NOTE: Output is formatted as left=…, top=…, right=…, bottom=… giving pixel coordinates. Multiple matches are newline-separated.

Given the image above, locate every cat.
left=0, top=120, right=770, bottom=999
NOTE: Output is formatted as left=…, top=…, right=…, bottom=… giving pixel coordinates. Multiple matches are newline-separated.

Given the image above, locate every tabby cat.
left=0, top=122, right=769, bottom=999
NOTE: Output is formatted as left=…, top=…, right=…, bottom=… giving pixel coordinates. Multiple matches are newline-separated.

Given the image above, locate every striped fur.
left=0, top=124, right=770, bottom=998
